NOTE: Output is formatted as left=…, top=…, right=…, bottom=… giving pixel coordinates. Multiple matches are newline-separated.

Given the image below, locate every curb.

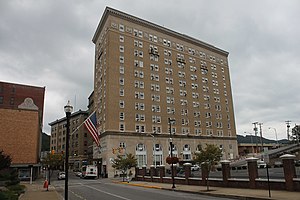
left=113, top=181, right=273, bottom=200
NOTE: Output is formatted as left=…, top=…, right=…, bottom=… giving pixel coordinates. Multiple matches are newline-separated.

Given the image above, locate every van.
left=81, top=165, right=98, bottom=179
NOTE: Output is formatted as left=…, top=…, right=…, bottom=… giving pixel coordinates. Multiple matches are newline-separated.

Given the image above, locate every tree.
left=41, top=152, right=64, bottom=183
left=292, top=125, right=300, bottom=144
left=0, top=150, right=12, bottom=170
left=193, top=144, right=222, bottom=191
left=112, top=153, right=137, bottom=181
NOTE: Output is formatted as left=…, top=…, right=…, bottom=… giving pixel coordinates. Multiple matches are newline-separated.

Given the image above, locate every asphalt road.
left=52, top=173, right=234, bottom=200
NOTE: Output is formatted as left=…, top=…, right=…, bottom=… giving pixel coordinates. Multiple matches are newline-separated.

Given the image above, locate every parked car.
left=257, top=160, right=267, bottom=168
left=273, top=161, right=283, bottom=168
left=57, top=172, right=65, bottom=180
left=191, top=164, right=200, bottom=171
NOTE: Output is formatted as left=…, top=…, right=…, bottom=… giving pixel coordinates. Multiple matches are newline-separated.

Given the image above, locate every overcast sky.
left=1, top=0, right=299, bottom=140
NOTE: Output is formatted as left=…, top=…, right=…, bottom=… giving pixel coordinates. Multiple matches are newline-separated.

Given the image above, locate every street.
left=51, top=173, right=234, bottom=200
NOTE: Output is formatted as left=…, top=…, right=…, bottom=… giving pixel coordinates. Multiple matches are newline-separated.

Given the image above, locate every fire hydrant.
left=43, top=179, right=49, bottom=191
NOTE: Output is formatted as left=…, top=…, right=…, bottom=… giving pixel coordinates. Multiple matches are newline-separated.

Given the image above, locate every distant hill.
left=237, top=134, right=289, bottom=144
left=41, top=132, right=50, bottom=151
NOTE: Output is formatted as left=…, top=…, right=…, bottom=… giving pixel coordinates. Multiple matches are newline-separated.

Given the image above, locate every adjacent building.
left=91, top=7, right=238, bottom=177
left=49, top=110, right=93, bottom=170
left=0, top=81, right=45, bottom=180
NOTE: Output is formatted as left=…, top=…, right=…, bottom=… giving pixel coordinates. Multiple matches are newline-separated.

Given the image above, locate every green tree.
left=194, top=144, right=222, bottom=191
left=0, top=150, right=12, bottom=170
left=292, top=125, right=300, bottom=144
left=41, top=153, right=64, bottom=181
left=112, top=153, right=137, bottom=181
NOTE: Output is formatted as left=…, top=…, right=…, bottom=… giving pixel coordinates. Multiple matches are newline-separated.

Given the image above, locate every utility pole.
left=258, top=123, right=264, bottom=160
left=285, top=120, right=291, bottom=141
left=252, top=122, right=258, bottom=154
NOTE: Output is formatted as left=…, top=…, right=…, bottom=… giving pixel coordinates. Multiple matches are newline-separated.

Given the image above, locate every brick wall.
left=0, top=108, right=40, bottom=164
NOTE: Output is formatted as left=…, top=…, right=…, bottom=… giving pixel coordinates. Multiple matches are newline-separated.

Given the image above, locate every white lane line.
left=84, top=184, right=132, bottom=200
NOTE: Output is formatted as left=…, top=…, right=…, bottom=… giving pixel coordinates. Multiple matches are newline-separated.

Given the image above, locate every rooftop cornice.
left=92, top=7, right=228, bottom=56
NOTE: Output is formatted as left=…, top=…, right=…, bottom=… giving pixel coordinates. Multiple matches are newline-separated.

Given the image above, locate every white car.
left=191, top=164, right=200, bottom=171
left=57, top=172, right=65, bottom=180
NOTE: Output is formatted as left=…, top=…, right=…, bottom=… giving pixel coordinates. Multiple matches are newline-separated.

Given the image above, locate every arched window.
left=182, top=144, right=191, bottom=161
left=135, top=143, right=146, bottom=167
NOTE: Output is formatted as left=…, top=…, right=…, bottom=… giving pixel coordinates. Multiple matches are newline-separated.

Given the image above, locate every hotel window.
left=166, top=96, right=174, bottom=104
left=181, top=109, right=188, bottom=116
left=119, top=89, right=124, bottom=96
left=191, top=83, right=198, bottom=90
left=151, top=94, right=160, bottom=102
left=178, top=71, right=185, bottom=78
left=194, top=111, right=200, bottom=117
left=133, top=29, right=138, bottom=37
left=119, top=24, right=124, bottom=32
left=179, top=80, right=186, bottom=87
left=119, top=35, right=124, bottom=42
left=119, top=123, right=125, bottom=132
left=182, top=128, right=190, bottom=135
left=119, top=66, right=124, bottom=74
left=192, top=92, right=199, bottom=99
left=151, top=105, right=161, bottom=112
left=135, top=92, right=144, bottom=99
left=195, top=128, right=202, bottom=135
left=152, top=116, right=161, bottom=123
left=193, top=101, right=200, bottom=108
left=179, top=90, right=187, bottom=97
left=119, top=100, right=124, bottom=108
left=119, top=45, right=124, bottom=53
left=205, top=112, right=211, bottom=118
left=119, top=112, right=125, bottom=121
left=119, top=56, right=124, bottom=63
left=191, top=74, right=197, bottom=81
left=206, top=129, right=213, bottom=136
left=135, top=114, right=145, bottom=122
left=201, top=68, right=208, bottom=75
left=138, top=31, right=143, bottom=38
left=190, top=66, right=197, bottom=72
left=0, top=96, right=3, bottom=104
left=135, top=125, right=145, bottom=133
left=150, top=74, right=159, bottom=81
left=119, top=78, right=124, bottom=86
left=152, top=126, right=162, bottom=134
left=167, top=107, right=175, bottom=114
left=194, top=120, right=201, bottom=127
left=150, top=64, right=159, bottom=71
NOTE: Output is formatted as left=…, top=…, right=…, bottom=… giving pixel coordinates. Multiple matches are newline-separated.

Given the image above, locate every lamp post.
left=64, top=101, right=73, bottom=200
left=268, top=127, right=279, bottom=147
left=168, top=118, right=176, bottom=189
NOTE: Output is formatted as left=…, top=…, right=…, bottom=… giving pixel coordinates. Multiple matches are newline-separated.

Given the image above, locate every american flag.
left=84, top=112, right=100, bottom=146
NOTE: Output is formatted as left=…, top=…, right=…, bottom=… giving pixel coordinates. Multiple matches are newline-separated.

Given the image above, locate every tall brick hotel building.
left=0, top=81, right=45, bottom=179
left=92, top=7, right=238, bottom=177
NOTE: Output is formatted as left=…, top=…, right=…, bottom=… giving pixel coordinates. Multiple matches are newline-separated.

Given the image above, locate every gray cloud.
left=1, top=0, right=299, bottom=140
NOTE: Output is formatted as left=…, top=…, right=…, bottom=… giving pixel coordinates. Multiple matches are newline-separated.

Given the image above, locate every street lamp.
left=168, top=118, right=176, bottom=189
left=64, top=101, right=73, bottom=200
left=268, top=127, right=279, bottom=147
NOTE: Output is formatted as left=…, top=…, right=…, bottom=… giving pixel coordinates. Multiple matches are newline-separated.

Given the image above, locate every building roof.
left=92, top=7, right=229, bottom=56
left=48, top=109, right=88, bottom=126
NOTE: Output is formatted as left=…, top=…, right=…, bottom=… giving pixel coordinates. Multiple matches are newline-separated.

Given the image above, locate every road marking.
left=84, top=184, right=132, bottom=200
left=69, top=190, right=86, bottom=200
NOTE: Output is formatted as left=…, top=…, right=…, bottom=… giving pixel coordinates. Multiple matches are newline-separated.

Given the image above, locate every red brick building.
left=0, top=81, right=45, bottom=180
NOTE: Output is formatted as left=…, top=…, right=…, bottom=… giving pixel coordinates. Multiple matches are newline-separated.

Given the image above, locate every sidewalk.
left=18, top=178, right=300, bottom=200
left=19, top=180, right=62, bottom=200
left=115, top=180, right=300, bottom=200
